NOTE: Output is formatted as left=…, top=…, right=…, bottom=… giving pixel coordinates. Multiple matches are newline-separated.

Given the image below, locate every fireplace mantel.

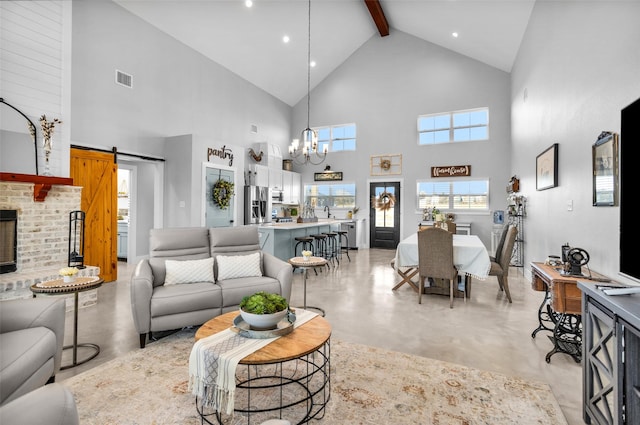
left=0, top=172, right=74, bottom=202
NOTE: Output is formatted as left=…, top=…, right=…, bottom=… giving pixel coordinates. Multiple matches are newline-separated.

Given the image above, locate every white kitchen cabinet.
left=249, top=164, right=269, bottom=187
left=280, top=171, right=301, bottom=204
left=117, top=222, right=128, bottom=259
left=269, top=168, right=283, bottom=190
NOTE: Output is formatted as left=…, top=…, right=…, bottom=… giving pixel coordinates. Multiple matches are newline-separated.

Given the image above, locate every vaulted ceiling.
left=114, top=0, right=535, bottom=106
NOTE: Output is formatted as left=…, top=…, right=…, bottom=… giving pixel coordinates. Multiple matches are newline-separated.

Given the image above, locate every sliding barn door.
left=70, top=148, right=118, bottom=282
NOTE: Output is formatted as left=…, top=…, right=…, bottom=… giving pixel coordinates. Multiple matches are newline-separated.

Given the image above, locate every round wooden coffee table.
left=30, top=276, right=103, bottom=370
left=195, top=311, right=331, bottom=424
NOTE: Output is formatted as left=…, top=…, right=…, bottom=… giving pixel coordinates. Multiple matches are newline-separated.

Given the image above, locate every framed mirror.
left=592, top=131, right=619, bottom=206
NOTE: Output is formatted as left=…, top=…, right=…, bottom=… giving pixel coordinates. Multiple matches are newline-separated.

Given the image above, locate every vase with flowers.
left=40, top=114, right=62, bottom=176
left=302, top=250, right=312, bottom=261
left=59, top=267, right=79, bottom=283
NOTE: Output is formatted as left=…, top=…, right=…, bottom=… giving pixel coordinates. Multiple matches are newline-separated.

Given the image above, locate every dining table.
left=392, top=233, right=491, bottom=293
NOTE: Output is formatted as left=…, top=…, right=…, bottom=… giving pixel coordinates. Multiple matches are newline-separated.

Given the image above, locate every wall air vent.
left=115, top=69, right=133, bottom=88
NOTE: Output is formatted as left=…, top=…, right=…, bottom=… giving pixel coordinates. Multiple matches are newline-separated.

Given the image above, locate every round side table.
left=30, top=276, right=104, bottom=370
left=288, top=256, right=328, bottom=317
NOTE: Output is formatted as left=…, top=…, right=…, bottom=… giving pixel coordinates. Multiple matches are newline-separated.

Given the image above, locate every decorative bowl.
left=239, top=309, right=288, bottom=330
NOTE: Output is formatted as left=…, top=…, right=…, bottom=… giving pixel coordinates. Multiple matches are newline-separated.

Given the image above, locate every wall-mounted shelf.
left=0, top=172, right=74, bottom=202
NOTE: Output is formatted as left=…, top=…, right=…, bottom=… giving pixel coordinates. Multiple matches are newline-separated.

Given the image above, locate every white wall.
left=511, top=1, right=640, bottom=282
left=71, top=0, right=292, bottom=243
left=0, top=1, right=72, bottom=177
left=291, top=30, right=512, bottom=247
left=71, top=0, right=291, bottom=159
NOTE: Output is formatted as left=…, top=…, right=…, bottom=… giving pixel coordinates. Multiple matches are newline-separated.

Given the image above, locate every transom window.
left=304, top=183, right=356, bottom=209
left=315, top=123, right=356, bottom=152
left=418, top=108, right=489, bottom=145
left=417, top=179, right=489, bottom=211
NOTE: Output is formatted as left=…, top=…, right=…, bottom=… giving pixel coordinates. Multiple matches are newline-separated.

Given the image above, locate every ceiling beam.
left=364, top=0, right=389, bottom=37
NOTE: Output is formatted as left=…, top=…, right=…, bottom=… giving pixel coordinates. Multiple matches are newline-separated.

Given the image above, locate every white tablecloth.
left=394, top=233, right=490, bottom=280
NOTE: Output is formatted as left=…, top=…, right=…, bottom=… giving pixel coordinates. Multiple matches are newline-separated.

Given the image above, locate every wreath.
left=372, top=191, right=396, bottom=211
left=212, top=179, right=235, bottom=210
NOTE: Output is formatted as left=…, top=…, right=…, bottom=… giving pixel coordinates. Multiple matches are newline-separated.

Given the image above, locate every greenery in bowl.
left=239, top=291, right=288, bottom=315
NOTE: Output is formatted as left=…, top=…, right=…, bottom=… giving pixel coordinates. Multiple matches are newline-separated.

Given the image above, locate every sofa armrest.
left=0, top=297, right=66, bottom=374
left=262, top=252, right=293, bottom=301
left=130, top=259, right=154, bottom=335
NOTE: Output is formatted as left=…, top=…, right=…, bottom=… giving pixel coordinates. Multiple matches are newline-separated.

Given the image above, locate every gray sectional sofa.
left=130, top=226, right=293, bottom=348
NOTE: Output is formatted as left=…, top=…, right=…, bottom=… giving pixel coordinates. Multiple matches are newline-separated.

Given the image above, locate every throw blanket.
left=188, top=309, right=318, bottom=415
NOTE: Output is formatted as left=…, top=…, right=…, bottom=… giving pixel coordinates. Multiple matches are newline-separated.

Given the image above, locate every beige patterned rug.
left=62, top=328, right=567, bottom=424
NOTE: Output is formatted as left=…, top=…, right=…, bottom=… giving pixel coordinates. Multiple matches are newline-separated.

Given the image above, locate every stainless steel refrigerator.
left=244, top=186, right=271, bottom=224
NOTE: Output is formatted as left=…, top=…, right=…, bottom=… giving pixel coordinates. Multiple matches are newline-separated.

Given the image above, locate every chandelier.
left=289, top=0, right=326, bottom=166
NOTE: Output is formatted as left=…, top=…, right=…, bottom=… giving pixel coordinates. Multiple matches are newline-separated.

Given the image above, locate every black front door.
left=369, top=181, right=401, bottom=249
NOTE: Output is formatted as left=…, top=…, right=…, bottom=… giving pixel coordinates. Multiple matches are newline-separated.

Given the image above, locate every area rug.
left=62, top=328, right=568, bottom=425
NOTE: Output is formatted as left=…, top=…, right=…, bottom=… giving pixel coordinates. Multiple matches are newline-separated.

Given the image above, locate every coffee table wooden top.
left=195, top=311, right=331, bottom=365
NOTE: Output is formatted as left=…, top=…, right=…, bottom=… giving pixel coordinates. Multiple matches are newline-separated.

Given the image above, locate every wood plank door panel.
left=70, top=148, right=117, bottom=282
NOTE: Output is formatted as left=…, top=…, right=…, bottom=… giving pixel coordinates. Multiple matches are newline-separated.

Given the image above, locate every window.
left=315, top=124, right=356, bottom=152
left=304, top=183, right=356, bottom=209
left=417, top=179, right=489, bottom=211
left=418, top=108, right=488, bottom=145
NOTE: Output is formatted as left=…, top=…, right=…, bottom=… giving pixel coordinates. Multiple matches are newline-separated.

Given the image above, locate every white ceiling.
left=115, top=0, right=536, bottom=106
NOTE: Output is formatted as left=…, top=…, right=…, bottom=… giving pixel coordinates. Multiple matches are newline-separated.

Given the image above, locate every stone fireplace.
left=0, top=174, right=100, bottom=308
left=0, top=209, right=17, bottom=273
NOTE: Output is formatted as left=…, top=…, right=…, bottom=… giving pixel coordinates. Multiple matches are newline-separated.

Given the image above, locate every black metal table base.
left=62, top=290, right=101, bottom=370
left=545, top=313, right=582, bottom=363
left=61, top=343, right=100, bottom=370
left=532, top=281, right=583, bottom=363
left=196, top=340, right=330, bottom=425
left=531, top=286, right=557, bottom=338
left=303, top=306, right=326, bottom=317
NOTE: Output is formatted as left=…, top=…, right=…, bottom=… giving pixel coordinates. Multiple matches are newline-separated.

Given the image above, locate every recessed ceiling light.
left=452, top=32, right=459, bottom=38
left=245, top=0, right=253, bottom=8
left=283, top=35, right=290, bottom=43
left=310, top=60, right=316, bottom=68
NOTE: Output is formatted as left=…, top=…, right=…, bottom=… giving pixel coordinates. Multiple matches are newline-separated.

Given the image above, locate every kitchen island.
left=256, top=219, right=349, bottom=261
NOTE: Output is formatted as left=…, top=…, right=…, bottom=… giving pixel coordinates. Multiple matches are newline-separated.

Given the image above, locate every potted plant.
left=239, top=291, right=289, bottom=330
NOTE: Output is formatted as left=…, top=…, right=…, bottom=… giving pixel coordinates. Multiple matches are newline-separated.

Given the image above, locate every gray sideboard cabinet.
left=579, top=282, right=640, bottom=425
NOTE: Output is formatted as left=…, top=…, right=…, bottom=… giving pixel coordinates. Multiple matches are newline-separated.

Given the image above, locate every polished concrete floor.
left=57, top=249, right=585, bottom=425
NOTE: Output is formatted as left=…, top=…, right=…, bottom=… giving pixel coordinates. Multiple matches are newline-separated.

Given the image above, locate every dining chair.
left=417, top=227, right=459, bottom=308
left=444, top=220, right=457, bottom=234
left=488, top=225, right=518, bottom=302
left=490, top=223, right=509, bottom=263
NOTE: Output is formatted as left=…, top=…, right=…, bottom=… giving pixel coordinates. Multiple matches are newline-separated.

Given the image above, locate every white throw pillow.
left=164, top=257, right=214, bottom=285
left=216, top=252, right=262, bottom=280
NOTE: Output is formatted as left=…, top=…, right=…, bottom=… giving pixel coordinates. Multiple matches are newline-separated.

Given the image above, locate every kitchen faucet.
left=323, top=205, right=331, bottom=218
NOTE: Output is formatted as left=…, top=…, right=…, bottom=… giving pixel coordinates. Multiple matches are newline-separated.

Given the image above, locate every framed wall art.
left=536, top=143, right=558, bottom=191
left=314, top=171, right=343, bottom=181
left=370, top=154, right=402, bottom=175
left=592, top=131, right=619, bottom=206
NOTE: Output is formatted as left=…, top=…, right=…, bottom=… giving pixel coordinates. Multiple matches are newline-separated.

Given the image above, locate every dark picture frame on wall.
left=592, top=131, right=619, bottom=206
left=536, top=143, right=558, bottom=191
left=314, top=171, right=343, bottom=181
